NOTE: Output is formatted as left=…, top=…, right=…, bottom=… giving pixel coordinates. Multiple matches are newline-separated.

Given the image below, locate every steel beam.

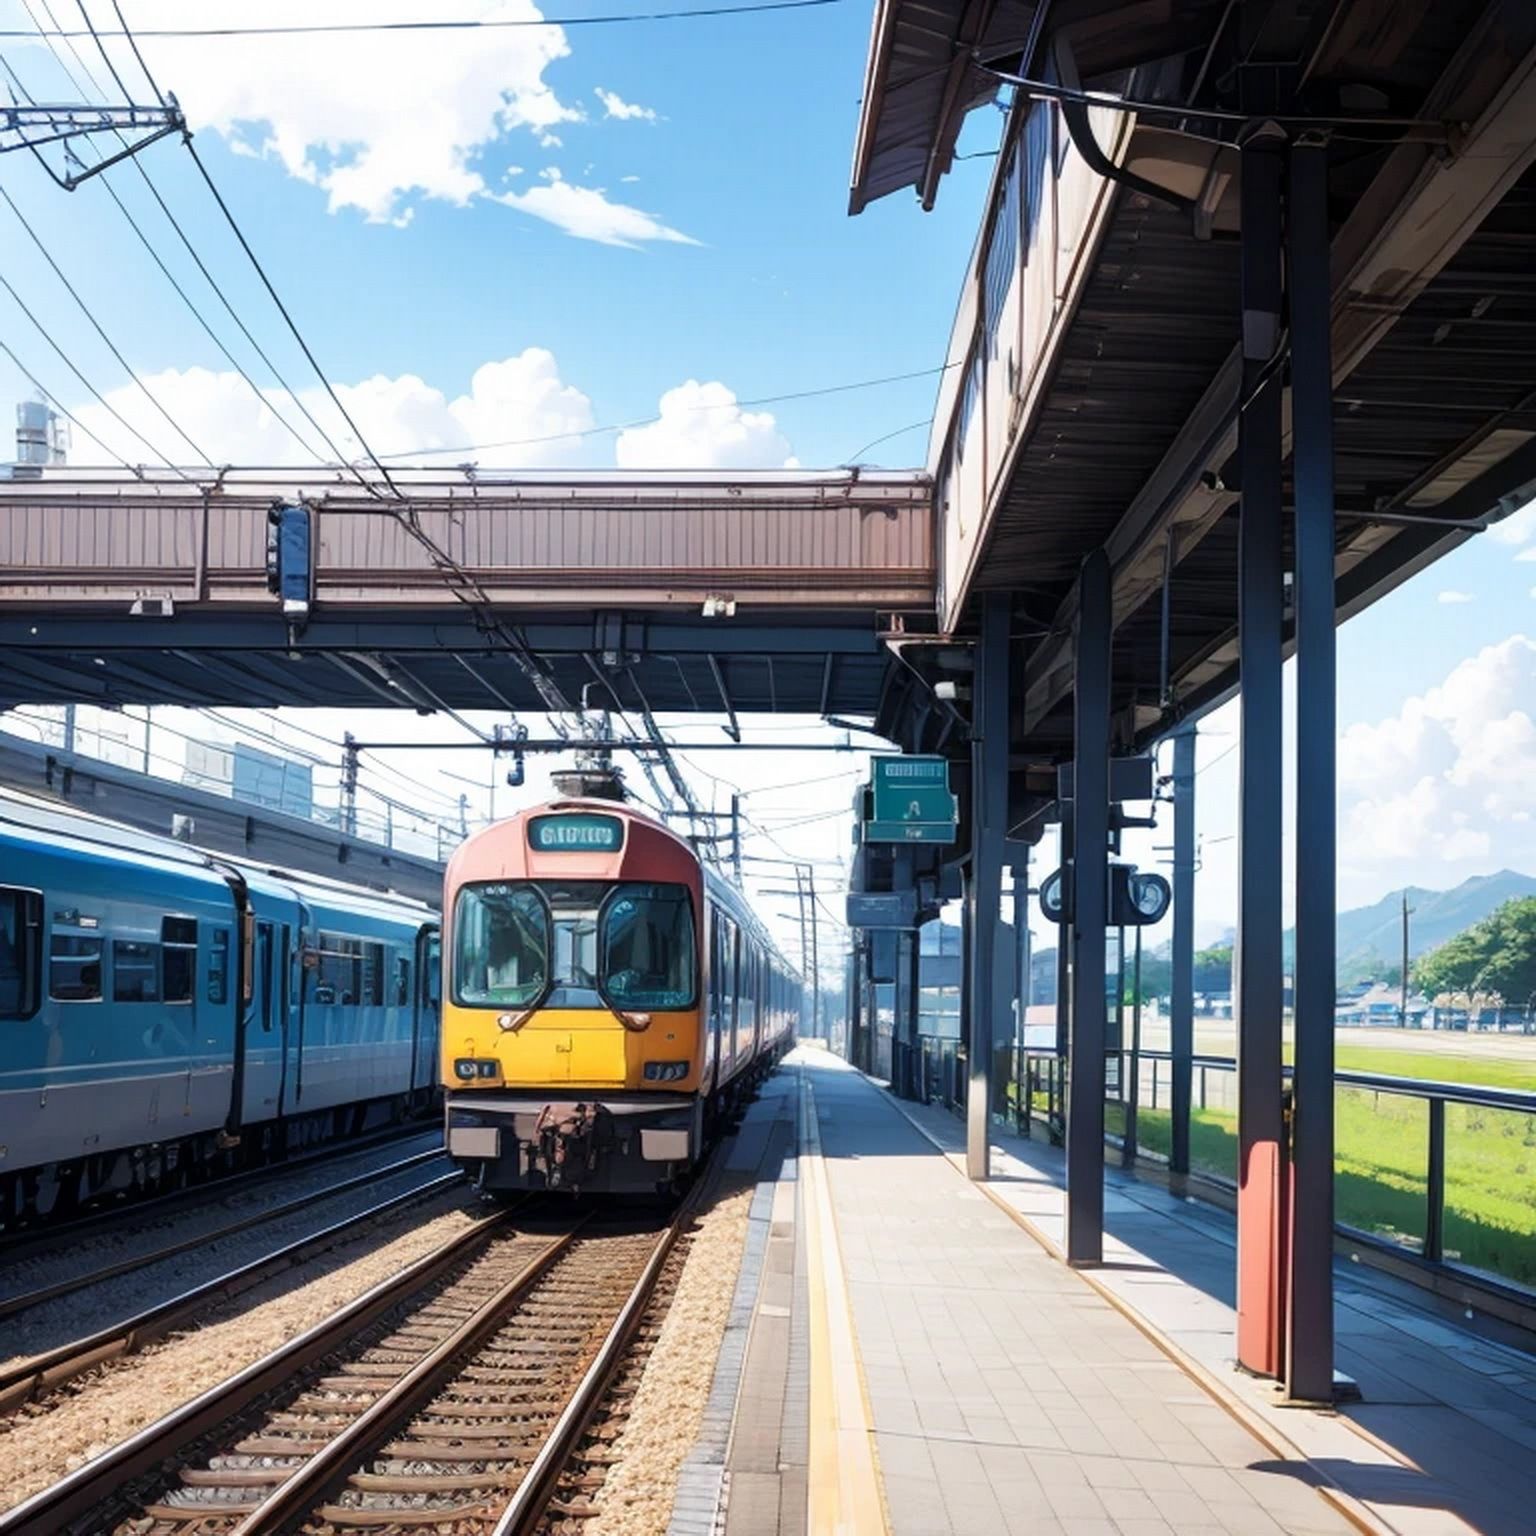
left=1286, top=139, right=1337, bottom=1405
left=1067, top=548, right=1111, bottom=1264
left=1234, top=127, right=1287, bottom=1381
left=1015, top=10, right=1536, bottom=739
left=967, top=591, right=1010, bottom=1180
left=1170, top=726, right=1196, bottom=1177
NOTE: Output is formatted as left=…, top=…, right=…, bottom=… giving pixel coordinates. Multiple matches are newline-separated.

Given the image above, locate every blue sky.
left=2, top=1, right=1535, bottom=965
left=0, top=0, right=1004, bottom=470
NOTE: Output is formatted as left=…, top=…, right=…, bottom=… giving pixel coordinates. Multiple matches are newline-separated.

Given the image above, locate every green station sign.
left=864, top=755, right=957, bottom=844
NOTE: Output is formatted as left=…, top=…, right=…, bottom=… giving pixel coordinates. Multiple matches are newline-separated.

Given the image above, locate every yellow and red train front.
left=440, top=801, right=711, bottom=1193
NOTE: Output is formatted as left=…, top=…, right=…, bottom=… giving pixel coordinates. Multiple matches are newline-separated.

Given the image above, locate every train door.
left=412, top=926, right=440, bottom=1094
left=290, top=906, right=311, bottom=1108
left=704, top=904, right=724, bottom=1090
left=241, top=919, right=285, bottom=1121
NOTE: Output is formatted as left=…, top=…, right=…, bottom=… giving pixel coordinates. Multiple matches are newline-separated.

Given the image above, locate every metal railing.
left=912, top=1034, right=1536, bottom=1298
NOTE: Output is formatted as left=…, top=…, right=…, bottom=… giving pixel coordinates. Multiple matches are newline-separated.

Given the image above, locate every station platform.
left=672, top=1046, right=1536, bottom=1536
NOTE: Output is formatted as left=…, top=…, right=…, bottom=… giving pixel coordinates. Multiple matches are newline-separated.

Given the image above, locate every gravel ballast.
left=584, top=1183, right=756, bottom=1536
left=0, top=1191, right=480, bottom=1512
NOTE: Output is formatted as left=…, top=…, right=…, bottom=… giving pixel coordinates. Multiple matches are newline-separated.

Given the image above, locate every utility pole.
left=341, top=732, right=359, bottom=837
left=807, top=864, right=821, bottom=1038
left=1400, top=890, right=1414, bottom=1027
left=62, top=702, right=76, bottom=755
left=730, top=793, right=743, bottom=884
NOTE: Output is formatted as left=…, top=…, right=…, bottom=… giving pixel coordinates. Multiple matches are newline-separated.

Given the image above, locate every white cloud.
left=1338, top=636, right=1536, bottom=893
left=1438, top=590, right=1474, bottom=604
left=595, top=88, right=658, bottom=122
left=76, top=1, right=582, bottom=224
left=615, top=380, right=794, bottom=469
left=620, top=174, right=641, bottom=183
left=67, top=349, right=596, bottom=468
left=491, top=168, right=697, bottom=248
left=1490, top=497, right=1536, bottom=545
left=1516, top=547, right=1536, bottom=562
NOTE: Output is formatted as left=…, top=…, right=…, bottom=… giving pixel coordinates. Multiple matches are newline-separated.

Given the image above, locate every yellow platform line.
left=801, top=1073, right=889, bottom=1536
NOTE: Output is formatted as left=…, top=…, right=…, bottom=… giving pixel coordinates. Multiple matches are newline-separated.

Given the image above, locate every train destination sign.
left=864, top=754, right=957, bottom=844
left=528, top=813, right=624, bottom=852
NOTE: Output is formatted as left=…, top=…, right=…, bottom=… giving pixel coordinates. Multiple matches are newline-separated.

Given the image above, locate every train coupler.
left=531, top=1102, right=614, bottom=1191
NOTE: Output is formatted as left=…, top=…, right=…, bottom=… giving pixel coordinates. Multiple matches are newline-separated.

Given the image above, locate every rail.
left=907, top=1034, right=1536, bottom=1301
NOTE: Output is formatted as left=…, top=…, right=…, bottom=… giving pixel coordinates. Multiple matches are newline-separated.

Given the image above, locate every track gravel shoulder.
left=0, top=1190, right=480, bottom=1512
left=584, top=1184, right=755, bottom=1536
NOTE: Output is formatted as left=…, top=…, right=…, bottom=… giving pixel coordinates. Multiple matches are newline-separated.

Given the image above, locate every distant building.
left=1335, top=984, right=1429, bottom=1026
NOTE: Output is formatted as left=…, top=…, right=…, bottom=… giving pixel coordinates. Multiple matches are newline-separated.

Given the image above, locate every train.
left=0, top=791, right=441, bottom=1225
left=441, top=798, right=798, bottom=1195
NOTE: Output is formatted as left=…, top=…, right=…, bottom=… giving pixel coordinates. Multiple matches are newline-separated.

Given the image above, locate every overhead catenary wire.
left=0, top=44, right=332, bottom=464
left=0, top=181, right=215, bottom=466
left=0, top=264, right=193, bottom=475
left=177, top=136, right=398, bottom=497
left=104, top=0, right=580, bottom=729
left=375, top=361, right=962, bottom=462
left=6, top=0, right=847, bottom=41
left=843, top=416, right=931, bottom=464
left=0, top=332, right=134, bottom=469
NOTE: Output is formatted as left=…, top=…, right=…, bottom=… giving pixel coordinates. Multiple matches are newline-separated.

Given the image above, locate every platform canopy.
left=852, top=0, right=1536, bottom=762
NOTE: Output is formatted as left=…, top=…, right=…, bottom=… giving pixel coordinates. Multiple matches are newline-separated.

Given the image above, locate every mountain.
left=1323, top=870, right=1536, bottom=978
left=1025, top=871, right=1536, bottom=995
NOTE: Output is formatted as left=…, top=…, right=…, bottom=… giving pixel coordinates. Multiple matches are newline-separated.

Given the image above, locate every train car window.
left=362, top=942, right=385, bottom=1006
left=207, top=928, right=230, bottom=1005
left=601, top=883, right=696, bottom=1010
left=0, top=889, right=42, bottom=1017
left=453, top=884, right=549, bottom=1008
left=423, top=935, right=441, bottom=1011
left=394, top=955, right=411, bottom=1007
left=113, top=940, right=161, bottom=1002
left=50, top=932, right=102, bottom=1001
left=162, top=917, right=197, bottom=1004
left=316, top=932, right=363, bottom=1007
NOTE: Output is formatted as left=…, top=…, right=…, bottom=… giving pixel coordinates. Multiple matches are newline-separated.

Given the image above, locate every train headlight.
left=453, top=1058, right=501, bottom=1081
left=643, top=1061, right=689, bottom=1083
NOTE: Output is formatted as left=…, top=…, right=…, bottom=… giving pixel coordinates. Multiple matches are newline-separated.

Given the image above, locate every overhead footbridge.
left=0, top=469, right=934, bottom=717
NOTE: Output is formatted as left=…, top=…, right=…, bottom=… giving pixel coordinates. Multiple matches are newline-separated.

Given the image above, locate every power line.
left=6, top=1, right=847, bottom=41
left=73, top=0, right=129, bottom=99
left=376, top=362, right=961, bottom=462
left=0, top=42, right=330, bottom=464
left=0, top=332, right=132, bottom=468
left=0, top=181, right=214, bottom=466
left=0, top=264, right=192, bottom=474
left=844, top=416, right=930, bottom=465
left=179, top=135, right=396, bottom=496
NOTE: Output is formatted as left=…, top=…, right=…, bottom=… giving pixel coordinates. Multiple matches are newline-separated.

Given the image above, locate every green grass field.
left=1014, top=1043, right=1536, bottom=1287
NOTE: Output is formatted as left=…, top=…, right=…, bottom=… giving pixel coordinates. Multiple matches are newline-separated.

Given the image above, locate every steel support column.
left=1067, top=549, right=1111, bottom=1264
left=904, top=923, right=923, bottom=1096
left=1170, top=727, right=1196, bottom=1178
left=967, top=591, right=1010, bottom=1180
left=1235, top=126, right=1287, bottom=1379
left=1013, top=854, right=1031, bottom=1038
left=1287, top=139, right=1337, bottom=1404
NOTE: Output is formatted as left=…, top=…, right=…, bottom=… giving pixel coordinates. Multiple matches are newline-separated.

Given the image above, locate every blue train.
left=0, top=792, right=441, bottom=1225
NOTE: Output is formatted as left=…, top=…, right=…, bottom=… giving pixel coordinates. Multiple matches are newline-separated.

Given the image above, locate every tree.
left=1193, top=944, right=1232, bottom=995
left=1414, top=896, right=1536, bottom=1003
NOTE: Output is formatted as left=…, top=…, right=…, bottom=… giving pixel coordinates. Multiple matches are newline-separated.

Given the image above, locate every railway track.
left=0, top=1123, right=439, bottom=1253
left=0, top=1148, right=448, bottom=1324
left=1, top=1193, right=695, bottom=1535
left=0, top=1165, right=466, bottom=1413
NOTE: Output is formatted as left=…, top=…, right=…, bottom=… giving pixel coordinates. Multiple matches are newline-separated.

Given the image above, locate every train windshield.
left=453, top=878, right=697, bottom=1013
left=453, top=884, right=549, bottom=1008
left=601, top=883, right=696, bottom=1010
